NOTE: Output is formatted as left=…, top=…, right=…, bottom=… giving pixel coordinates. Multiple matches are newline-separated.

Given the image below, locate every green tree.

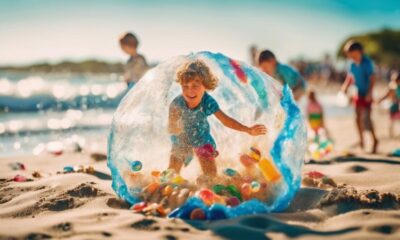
left=337, top=28, right=400, bottom=68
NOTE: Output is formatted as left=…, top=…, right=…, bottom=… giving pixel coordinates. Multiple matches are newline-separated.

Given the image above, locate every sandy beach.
left=0, top=106, right=399, bottom=240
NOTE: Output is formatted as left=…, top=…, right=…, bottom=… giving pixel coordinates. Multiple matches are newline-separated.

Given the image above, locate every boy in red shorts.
left=341, top=41, right=378, bottom=153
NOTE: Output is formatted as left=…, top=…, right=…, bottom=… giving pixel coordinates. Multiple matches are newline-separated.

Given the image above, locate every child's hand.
left=247, top=124, right=267, bottom=136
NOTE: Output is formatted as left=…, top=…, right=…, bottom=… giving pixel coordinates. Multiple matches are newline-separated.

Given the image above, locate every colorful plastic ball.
left=241, top=183, right=252, bottom=197
left=190, top=208, right=206, bottom=220
left=250, top=181, right=261, bottom=192
left=171, top=175, right=186, bottom=185
left=223, top=168, right=238, bottom=177
left=226, top=196, right=240, bottom=207
left=207, top=204, right=228, bottom=220
left=63, top=166, right=74, bottom=173
left=198, top=188, right=215, bottom=206
left=162, top=185, right=173, bottom=196
left=226, top=185, right=242, bottom=201
left=130, top=160, right=142, bottom=172
left=131, top=201, right=148, bottom=212
left=212, top=184, right=226, bottom=195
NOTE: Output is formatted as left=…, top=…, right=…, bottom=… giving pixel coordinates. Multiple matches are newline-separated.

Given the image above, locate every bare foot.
left=371, top=139, right=379, bottom=154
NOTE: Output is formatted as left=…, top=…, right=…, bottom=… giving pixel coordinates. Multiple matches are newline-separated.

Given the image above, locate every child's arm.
left=378, top=89, right=393, bottom=104
left=341, top=74, right=353, bottom=94
left=168, top=105, right=183, bottom=135
left=214, top=110, right=267, bottom=136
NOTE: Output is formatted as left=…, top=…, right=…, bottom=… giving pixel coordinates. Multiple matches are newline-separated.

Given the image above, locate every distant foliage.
left=337, top=28, right=400, bottom=68
left=0, top=60, right=124, bottom=73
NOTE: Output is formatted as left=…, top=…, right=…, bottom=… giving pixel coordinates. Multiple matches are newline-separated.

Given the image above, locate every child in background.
left=307, top=89, right=326, bottom=135
left=168, top=60, right=267, bottom=177
left=341, top=41, right=378, bottom=153
left=379, top=72, right=400, bottom=137
left=119, top=32, right=149, bottom=88
left=258, top=50, right=306, bottom=101
left=306, top=89, right=333, bottom=160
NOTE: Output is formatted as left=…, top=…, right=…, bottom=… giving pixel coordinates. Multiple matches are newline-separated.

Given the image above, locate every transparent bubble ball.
left=107, top=51, right=307, bottom=219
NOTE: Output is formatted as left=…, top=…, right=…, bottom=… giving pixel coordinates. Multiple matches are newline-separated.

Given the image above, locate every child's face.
left=259, top=60, right=276, bottom=76
left=120, top=44, right=137, bottom=56
left=346, top=50, right=362, bottom=63
left=181, top=77, right=206, bottom=107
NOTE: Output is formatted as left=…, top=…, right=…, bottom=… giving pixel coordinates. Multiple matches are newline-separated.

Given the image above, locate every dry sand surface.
left=0, top=108, right=399, bottom=240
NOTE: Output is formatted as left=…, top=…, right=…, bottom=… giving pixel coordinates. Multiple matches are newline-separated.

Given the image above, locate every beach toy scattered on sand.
left=303, top=171, right=337, bottom=189
left=9, top=162, right=26, bottom=171
left=107, top=51, right=306, bottom=220
left=308, top=129, right=334, bottom=160
left=13, top=174, right=27, bottom=182
left=131, top=202, right=148, bottom=212
left=46, top=141, right=64, bottom=156
left=63, top=166, right=74, bottom=173
left=62, top=165, right=95, bottom=174
left=32, top=171, right=42, bottom=178
left=389, top=148, right=400, bottom=157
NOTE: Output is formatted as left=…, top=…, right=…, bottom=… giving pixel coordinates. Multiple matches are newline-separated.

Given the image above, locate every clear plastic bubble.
left=107, top=51, right=307, bottom=219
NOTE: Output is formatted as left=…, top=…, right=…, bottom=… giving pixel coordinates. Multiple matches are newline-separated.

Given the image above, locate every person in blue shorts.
left=341, top=41, right=378, bottom=153
left=168, top=60, right=267, bottom=177
left=119, top=32, right=149, bottom=88
left=258, top=50, right=306, bottom=101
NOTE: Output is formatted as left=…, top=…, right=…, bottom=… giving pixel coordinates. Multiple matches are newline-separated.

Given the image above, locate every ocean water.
left=0, top=71, right=353, bottom=157
left=0, top=71, right=128, bottom=157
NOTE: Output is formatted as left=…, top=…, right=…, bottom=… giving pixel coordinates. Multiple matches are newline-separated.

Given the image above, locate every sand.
left=0, top=107, right=399, bottom=240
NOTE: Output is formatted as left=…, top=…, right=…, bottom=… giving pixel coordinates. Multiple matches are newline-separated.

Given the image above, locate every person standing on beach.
left=378, top=71, right=400, bottom=137
left=258, top=50, right=306, bottom=101
left=119, top=32, right=149, bottom=88
left=341, top=41, right=379, bottom=153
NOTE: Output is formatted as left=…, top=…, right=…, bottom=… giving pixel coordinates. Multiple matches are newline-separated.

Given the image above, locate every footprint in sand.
left=368, top=224, right=398, bottom=235
left=25, top=233, right=52, bottom=240
left=131, top=219, right=160, bottom=231
left=163, top=235, right=178, bottom=240
left=106, top=197, right=130, bottom=209
left=349, top=165, right=369, bottom=173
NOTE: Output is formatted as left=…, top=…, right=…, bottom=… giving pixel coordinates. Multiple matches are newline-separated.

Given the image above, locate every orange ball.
left=190, top=208, right=206, bottom=220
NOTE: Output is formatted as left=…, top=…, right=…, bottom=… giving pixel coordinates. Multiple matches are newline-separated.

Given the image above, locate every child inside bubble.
left=168, top=60, right=267, bottom=181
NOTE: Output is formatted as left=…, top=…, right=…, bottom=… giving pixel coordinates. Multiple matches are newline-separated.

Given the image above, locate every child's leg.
left=365, top=107, right=379, bottom=153
left=168, top=154, right=184, bottom=174
left=355, top=106, right=365, bottom=148
left=194, top=144, right=218, bottom=177
left=169, top=146, right=192, bottom=174
left=198, top=157, right=217, bottom=177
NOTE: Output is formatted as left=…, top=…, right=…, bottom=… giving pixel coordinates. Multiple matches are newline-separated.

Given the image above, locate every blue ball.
left=207, top=204, right=228, bottom=220
left=223, top=168, right=237, bottom=177
left=131, top=160, right=142, bottom=172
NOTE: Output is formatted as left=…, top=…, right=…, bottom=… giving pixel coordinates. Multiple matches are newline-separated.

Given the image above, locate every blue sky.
left=0, top=0, right=399, bottom=65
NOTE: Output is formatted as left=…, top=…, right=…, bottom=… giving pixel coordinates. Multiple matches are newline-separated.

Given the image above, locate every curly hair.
left=176, top=60, right=218, bottom=90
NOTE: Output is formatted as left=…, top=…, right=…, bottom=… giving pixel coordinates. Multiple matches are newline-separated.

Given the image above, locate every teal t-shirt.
left=170, top=92, right=220, bottom=148
left=348, top=55, right=375, bottom=97
left=275, top=63, right=306, bottom=90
